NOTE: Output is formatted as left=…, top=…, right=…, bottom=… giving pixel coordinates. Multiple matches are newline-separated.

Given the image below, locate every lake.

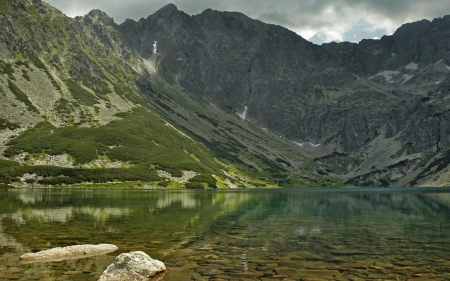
left=0, top=187, right=450, bottom=280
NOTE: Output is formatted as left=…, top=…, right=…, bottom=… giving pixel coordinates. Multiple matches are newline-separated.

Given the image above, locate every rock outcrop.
left=98, top=251, right=166, bottom=281
left=19, top=244, right=118, bottom=263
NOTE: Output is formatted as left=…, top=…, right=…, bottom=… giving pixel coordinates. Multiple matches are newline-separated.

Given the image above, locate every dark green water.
left=1, top=188, right=450, bottom=281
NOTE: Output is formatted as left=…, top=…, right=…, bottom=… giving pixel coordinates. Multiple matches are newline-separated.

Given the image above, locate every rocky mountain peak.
left=139, top=2, right=193, bottom=29
left=431, top=14, right=450, bottom=25
left=84, top=9, right=115, bottom=26
left=392, top=19, right=431, bottom=37
left=195, top=8, right=265, bottom=31
left=118, top=2, right=201, bottom=59
left=122, top=18, right=136, bottom=25
left=153, top=3, right=178, bottom=16
left=199, top=8, right=248, bottom=19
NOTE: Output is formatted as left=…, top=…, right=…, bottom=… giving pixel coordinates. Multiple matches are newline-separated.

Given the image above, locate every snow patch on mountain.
left=405, top=62, right=418, bottom=71
left=237, top=106, right=248, bottom=120
left=153, top=41, right=158, bottom=54
left=295, top=142, right=304, bottom=147
left=294, top=142, right=320, bottom=147
left=368, top=71, right=400, bottom=83
left=142, top=58, right=157, bottom=74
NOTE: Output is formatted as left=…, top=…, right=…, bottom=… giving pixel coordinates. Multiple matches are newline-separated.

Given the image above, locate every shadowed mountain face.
left=323, top=16, right=450, bottom=80
left=0, top=1, right=450, bottom=187
left=120, top=6, right=353, bottom=131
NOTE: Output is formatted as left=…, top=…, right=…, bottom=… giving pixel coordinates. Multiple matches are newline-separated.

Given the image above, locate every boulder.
left=98, top=251, right=166, bottom=281
left=19, top=244, right=118, bottom=263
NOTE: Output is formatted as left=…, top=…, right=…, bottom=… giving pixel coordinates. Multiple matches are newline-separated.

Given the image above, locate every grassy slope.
left=141, top=77, right=331, bottom=187
left=0, top=106, right=222, bottom=186
left=0, top=1, right=221, bottom=188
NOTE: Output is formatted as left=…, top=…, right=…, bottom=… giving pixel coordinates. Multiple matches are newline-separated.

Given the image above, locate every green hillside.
left=0, top=0, right=320, bottom=188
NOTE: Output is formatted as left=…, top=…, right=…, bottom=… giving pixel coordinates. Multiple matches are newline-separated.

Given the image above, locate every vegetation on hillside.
left=0, top=0, right=324, bottom=189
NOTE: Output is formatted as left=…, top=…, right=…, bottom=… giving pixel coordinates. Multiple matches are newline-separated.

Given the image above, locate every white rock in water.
left=19, top=244, right=118, bottom=263
left=98, top=251, right=166, bottom=281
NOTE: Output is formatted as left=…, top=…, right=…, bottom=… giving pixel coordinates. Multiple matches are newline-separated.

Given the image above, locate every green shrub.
left=27, top=53, right=46, bottom=70
left=83, top=79, right=110, bottom=97
left=55, top=99, right=71, bottom=114
left=1, top=107, right=222, bottom=185
left=44, top=69, right=62, bottom=91
left=0, top=164, right=160, bottom=185
left=66, top=79, right=98, bottom=106
left=189, top=174, right=217, bottom=188
left=314, top=87, right=324, bottom=99
left=0, top=160, right=19, bottom=169
left=158, top=181, right=169, bottom=187
left=7, top=79, right=39, bottom=113
left=0, top=62, right=15, bottom=76
left=22, top=69, right=30, bottom=81
left=16, top=60, right=30, bottom=68
left=185, top=182, right=206, bottom=189
left=0, top=118, right=20, bottom=130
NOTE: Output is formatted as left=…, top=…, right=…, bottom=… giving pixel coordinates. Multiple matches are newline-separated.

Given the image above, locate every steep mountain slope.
left=121, top=5, right=354, bottom=136
left=0, top=0, right=324, bottom=188
left=0, top=1, right=229, bottom=188
left=122, top=4, right=450, bottom=187
left=320, top=16, right=450, bottom=187
left=323, top=16, right=450, bottom=84
left=0, top=0, right=450, bottom=188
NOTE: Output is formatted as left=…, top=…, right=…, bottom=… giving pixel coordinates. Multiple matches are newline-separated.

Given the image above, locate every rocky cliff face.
left=319, top=15, right=450, bottom=186
left=324, top=16, right=450, bottom=81
left=121, top=5, right=353, bottom=131
left=1, top=0, right=450, bottom=187
left=117, top=4, right=450, bottom=187
left=0, top=0, right=318, bottom=188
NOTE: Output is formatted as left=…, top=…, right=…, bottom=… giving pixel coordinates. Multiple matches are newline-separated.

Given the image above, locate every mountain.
left=321, top=16, right=450, bottom=186
left=0, top=0, right=449, bottom=188
left=0, top=0, right=315, bottom=189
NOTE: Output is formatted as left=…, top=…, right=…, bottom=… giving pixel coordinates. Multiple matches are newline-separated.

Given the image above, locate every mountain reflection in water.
left=0, top=188, right=449, bottom=281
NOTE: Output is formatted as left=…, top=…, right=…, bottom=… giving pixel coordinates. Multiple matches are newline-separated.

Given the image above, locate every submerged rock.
left=19, top=244, right=118, bottom=263
left=98, top=251, right=166, bottom=281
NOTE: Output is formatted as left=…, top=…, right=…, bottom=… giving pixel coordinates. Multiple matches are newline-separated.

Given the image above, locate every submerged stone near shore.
left=98, top=251, right=166, bottom=281
left=19, top=244, right=118, bottom=263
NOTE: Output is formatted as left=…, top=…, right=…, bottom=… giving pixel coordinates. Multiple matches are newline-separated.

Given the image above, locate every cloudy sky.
left=45, top=0, right=450, bottom=44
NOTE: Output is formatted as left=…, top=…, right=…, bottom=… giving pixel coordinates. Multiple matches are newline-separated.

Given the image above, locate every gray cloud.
left=343, top=20, right=387, bottom=43
left=258, top=11, right=296, bottom=28
left=44, top=0, right=450, bottom=43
